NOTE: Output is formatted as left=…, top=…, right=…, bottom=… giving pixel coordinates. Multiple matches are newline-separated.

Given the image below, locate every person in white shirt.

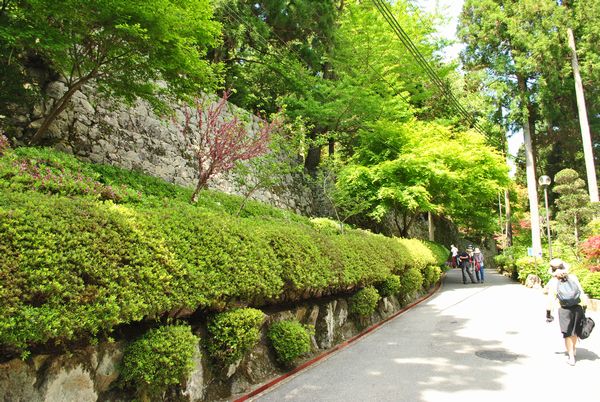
left=450, top=244, right=458, bottom=268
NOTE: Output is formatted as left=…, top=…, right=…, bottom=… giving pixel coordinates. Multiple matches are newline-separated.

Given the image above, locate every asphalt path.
left=251, top=268, right=600, bottom=402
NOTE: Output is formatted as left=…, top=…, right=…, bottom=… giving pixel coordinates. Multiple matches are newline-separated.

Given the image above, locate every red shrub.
left=581, top=235, right=600, bottom=260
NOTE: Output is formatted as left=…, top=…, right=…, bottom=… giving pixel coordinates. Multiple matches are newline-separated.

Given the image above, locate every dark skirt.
left=558, top=305, right=584, bottom=338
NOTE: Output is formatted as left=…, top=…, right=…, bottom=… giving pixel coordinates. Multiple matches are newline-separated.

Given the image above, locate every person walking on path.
left=473, top=247, right=485, bottom=283
left=458, top=248, right=477, bottom=284
left=450, top=244, right=458, bottom=268
left=545, top=258, right=589, bottom=366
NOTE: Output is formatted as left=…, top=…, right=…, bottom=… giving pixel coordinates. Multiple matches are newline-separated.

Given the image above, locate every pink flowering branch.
left=182, top=90, right=280, bottom=203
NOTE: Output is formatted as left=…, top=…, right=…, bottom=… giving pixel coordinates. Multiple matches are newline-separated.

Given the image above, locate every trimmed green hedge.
left=0, top=147, right=447, bottom=352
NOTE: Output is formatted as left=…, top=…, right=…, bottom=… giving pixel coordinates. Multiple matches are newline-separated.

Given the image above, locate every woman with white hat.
left=473, top=248, right=485, bottom=283
left=545, top=258, right=588, bottom=366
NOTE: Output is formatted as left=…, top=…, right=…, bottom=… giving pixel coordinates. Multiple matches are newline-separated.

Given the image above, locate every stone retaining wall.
left=7, top=80, right=313, bottom=215
left=0, top=290, right=425, bottom=402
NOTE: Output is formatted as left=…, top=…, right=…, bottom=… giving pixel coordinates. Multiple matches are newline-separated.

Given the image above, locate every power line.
left=370, top=0, right=488, bottom=136
left=222, top=3, right=414, bottom=107
left=223, top=2, right=482, bottom=135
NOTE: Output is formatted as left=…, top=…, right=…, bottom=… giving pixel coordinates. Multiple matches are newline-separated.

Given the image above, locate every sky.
left=415, top=0, right=523, bottom=175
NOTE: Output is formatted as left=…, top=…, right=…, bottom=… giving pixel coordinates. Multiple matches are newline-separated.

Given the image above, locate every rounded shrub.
left=267, top=320, right=313, bottom=365
left=377, top=275, right=402, bottom=298
left=206, top=308, right=265, bottom=365
left=422, top=240, right=450, bottom=267
left=516, top=256, right=550, bottom=284
left=349, top=286, right=381, bottom=317
left=121, top=324, right=198, bottom=399
left=398, top=238, right=436, bottom=270
left=422, top=265, right=442, bottom=289
left=582, top=271, right=600, bottom=299
left=399, top=267, right=423, bottom=302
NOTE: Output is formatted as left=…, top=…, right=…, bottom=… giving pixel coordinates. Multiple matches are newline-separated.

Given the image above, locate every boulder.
left=525, top=274, right=542, bottom=289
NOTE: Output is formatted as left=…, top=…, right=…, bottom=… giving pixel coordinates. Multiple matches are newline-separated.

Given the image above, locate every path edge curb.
left=233, top=274, right=446, bottom=401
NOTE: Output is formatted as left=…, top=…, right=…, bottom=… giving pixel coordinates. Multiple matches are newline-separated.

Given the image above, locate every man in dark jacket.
left=458, top=249, right=477, bottom=284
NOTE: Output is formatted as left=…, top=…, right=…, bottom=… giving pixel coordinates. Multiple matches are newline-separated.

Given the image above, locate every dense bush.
left=399, top=267, right=423, bottom=302
left=377, top=275, right=402, bottom=298
left=0, top=147, right=141, bottom=202
left=0, top=147, right=447, bottom=352
left=206, top=308, right=265, bottom=365
left=494, top=254, right=518, bottom=279
left=309, top=217, right=343, bottom=235
left=121, top=324, right=198, bottom=399
left=349, top=287, right=381, bottom=317
left=421, top=240, right=450, bottom=267
left=582, top=272, right=600, bottom=299
left=515, top=257, right=551, bottom=284
left=267, top=320, right=313, bottom=365
left=397, top=238, right=437, bottom=270
left=580, top=235, right=600, bottom=272
left=570, top=265, right=600, bottom=299
left=0, top=191, right=193, bottom=351
left=422, top=265, right=442, bottom=289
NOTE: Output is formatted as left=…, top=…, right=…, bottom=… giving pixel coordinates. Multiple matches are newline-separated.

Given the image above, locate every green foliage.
left=422, top=240, right=450, bottom=267
left=349, top=287, right=381, bottom=317
left=121, top=324, right=198, bottom=399
left=337, top=120, right=509, bottom=236
left=553, top=169, right=596, bottom=252
left=0, top=147, right=142, bottom=203
left=377, top=275, right=402, bottom=298
left=2, top=0, right=221, bottom=142
left=206, top=308, right=264, bottom=365
left=398, top=238, right=437, bottom=270
left=515, top=257, right=551, bottom=285
left=309, top=217, right=343, bottom=235
left=581, top=272, right=600, bottom=299
left=232, top=125, right=304, bottom=216
left=0, top=191, right=191, bottom=351
left=267, top=320, right=313, bottom=365
left=0, top=147, right=443, bottom=352
left=422, top=265, right=442, bottom=289
left=399, top=267, right=424, bottom=302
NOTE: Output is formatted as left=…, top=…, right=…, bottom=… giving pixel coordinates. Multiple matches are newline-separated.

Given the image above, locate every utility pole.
left=566, top=27, right=599, bottom=202
left=428, top=211, right=434, bottom=242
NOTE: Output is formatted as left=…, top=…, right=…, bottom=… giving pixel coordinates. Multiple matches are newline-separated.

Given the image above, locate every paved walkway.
left=251, top=268, right=600, bottom=402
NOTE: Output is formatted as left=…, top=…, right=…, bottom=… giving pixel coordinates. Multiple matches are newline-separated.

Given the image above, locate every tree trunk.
left=517, top=73, right=542, bottom=256
left=328, top=138, right=335, bottom=156
left=304, top=144, right=322, bottom=175
left=191, top=171, right=210, bottom=203
left=236, top=184, right=260, bottom=217
left=504, top=189, right=513, bottom=247
left=29, top=77, right=90, bottom=145
left=567, top=27, right=599, bottom=202
left=428, top=211, right=434, bottom=241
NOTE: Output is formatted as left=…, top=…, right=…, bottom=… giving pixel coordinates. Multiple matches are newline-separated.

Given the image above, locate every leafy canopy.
left=0, top=0, right=221, bottom=140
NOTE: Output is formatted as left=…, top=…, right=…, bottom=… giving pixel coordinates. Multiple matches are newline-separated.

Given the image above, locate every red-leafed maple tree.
left=182, top=91, right=279, bottom=203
